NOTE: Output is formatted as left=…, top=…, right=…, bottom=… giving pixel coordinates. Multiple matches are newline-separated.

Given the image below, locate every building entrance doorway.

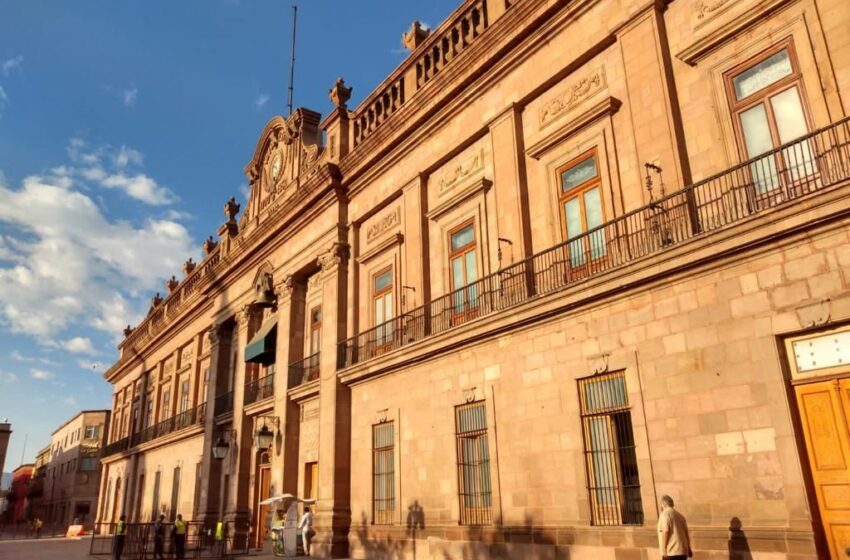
left=254, top=452, right=272, bottom=549
left=788, top=326, right=850, bottom=559
left=795, top=377, right=850, bottom=559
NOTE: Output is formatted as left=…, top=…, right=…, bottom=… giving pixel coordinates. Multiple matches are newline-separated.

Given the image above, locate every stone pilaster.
left=313, top=242, right=352, bottom=558
left=271, top=276, right=303, bottom=500
left=196, top=322, right=231, bottom=524
left=224, top=305, right=254, bottom=548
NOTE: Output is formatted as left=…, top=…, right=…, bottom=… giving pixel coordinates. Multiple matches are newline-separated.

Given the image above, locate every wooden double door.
left=796, top=378, right=850, bottom=558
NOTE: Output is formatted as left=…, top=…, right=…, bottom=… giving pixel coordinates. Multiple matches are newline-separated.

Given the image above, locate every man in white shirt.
left=299, top=506, right=314, bottom=557
left=657, top=495, right=692, bottom=560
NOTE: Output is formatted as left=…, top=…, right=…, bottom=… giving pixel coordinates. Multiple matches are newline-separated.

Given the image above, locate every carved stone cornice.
left=317, top=242, right=351, bottom=276
left=235, top=305, right=252, bottom=332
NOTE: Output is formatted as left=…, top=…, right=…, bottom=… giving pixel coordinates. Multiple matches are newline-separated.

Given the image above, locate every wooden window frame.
left=455, top=400, right=492, bottom=526
left=556, top=148, right=607, bottom=275
left=577, top=371, right=643, bottom=526
left=448, top=219, right=480, bottom=322
left=372, top=421, right=396, bottom=525
left=723, top=39, right=814, bottom=198
left=371, top=266, right=396, bottom=351
left=309, top=305, right=322, bottom=358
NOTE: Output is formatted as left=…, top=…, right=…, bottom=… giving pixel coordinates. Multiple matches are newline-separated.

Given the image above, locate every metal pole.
left=287, top=5, right=298, bottom=115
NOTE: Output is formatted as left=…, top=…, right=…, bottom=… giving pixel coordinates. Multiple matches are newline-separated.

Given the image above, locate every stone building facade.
left=98, top=0, right=850, bottom=557
left=28, top=410, right=110, bottom=528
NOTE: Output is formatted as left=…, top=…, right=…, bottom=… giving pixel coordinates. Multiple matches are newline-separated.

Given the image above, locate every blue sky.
left=0, top=0, right=457, bottom=472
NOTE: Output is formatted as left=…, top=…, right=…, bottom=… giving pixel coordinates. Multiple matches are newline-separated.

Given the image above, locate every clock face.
left=270, top=152, right=282, bottom=182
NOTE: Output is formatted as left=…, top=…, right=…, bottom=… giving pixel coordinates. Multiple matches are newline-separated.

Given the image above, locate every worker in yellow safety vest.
left=113, top=515, right=126, bottom=560
left=172, top=514, right=187, bottom=560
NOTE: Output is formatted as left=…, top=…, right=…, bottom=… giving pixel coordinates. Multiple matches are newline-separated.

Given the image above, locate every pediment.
left=242, top=108, right=325, bottom=227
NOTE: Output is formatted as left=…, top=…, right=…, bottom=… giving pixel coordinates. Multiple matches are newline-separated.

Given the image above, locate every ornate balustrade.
left=350, top=0, right=506, bottom=149
left=339, top=117, right=850, bottom=369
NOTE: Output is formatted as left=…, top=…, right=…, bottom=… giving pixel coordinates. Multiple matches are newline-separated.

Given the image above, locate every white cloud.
left=0, top=85, right=7, bottom=118
left=1, top=56, right=23, bottom=76
left=239, top=183, right=251, bottom=201
left=63, top=336, right=97, bottom=355
left=62, top=395, right=78, bottom=407
left=68, top=139, right=177, bottom=205
left=122, top=85, right=138, bottom=107
left=0, top=151, right=196, bottom=341
left=164, top=209, right=192, bottom=221
left=101, top=173, right=176, bottom=205
left=255, top=93, right=270, bottom=109
left=30, top=369, right=54, bottom=380
left=78, top=360, right=105, bottom=373
left=0, top=371, right=17, bottom=384
left=114, top=146, right=143, bottom=168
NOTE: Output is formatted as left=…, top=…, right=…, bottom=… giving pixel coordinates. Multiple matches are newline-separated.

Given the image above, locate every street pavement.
left=0, top=537, right=344, bottom=559
left=0, top=536, right=90, bottom=559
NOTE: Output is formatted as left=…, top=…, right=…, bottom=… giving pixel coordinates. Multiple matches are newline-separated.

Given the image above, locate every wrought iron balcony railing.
left=102, top=402, right=207, bottom=458
left=288, top=353, right=321, bottom=389
left=338, top=116, right=850, bottom=369
left=244, top=373, right=275, bottom=406
left=214, top=391, right=234, bottom=416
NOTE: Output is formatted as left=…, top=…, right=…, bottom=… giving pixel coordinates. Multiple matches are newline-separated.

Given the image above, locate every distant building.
left=4, top=464, right=34, bottom=523
left=28, top=411, right=110, bottom=528
left=0, top=421, right=10, bottom=484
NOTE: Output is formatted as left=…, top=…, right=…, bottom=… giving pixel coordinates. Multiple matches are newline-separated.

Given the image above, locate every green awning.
left=244, top=317, right=277, bottom=365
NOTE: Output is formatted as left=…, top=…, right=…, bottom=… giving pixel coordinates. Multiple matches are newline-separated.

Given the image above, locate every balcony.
left=214, top=391, right=234, bottom=416
left=338, top=117, right=850, bottom=369
left=244, top=373, right=275, bottom=406
left=288, top=353, right=321, bottom=389
left=101, top=401, right=207, bottom=458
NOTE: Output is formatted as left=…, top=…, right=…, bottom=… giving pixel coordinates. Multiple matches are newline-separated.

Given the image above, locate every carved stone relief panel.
left=538, top=66, right=607, bottom=130
left=364, top=206, right=402, bottom=246
left=692, top=0, right=736, bottom=28
left=430, top=138, right=491, bottom=204
left=179, top=342, right=194, bottom=369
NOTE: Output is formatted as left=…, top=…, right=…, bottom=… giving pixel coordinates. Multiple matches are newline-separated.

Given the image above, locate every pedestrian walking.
left=113, top=515, right=127, bottom=560
left=153, top=514, right=166, bottom=560
left=34, top=517, right=42, bottom=538
left=172, top=513, right=187, bottom=560
left=657, top=495, right=693, bottom=560
left=299, top=506, right=314, bottom=557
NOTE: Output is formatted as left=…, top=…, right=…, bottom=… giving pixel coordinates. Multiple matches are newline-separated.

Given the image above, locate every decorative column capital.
left=317, top=242, right=350, bottom=276
left=274, top=275, right=296, bottom=305
left=206, top=323, right=225, bottom=345
left=235, top=305, right=252, bottom=332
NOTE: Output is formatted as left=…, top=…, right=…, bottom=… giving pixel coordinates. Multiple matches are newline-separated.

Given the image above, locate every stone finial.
left=203, top=236, right=219, bottom=256
left=151, top=292, right=163, bottom=308
left=402, top=20, right=430, bottom=51
left=123, top=325, right=134, bottom=338
left=224, top=196, right=241, bottom=224
left=166, top=275, right=179, bottom=294
left=329, top=77, right=352, bottom=108
left=183, top=258, right=196, bottom=276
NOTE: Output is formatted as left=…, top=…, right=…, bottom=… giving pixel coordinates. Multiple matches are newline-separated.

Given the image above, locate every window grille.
left=372, top=422, right=395, bottom=524
left=578, top=371, right=643, bottom=526
left=455, top=401, right=492, bottom=525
